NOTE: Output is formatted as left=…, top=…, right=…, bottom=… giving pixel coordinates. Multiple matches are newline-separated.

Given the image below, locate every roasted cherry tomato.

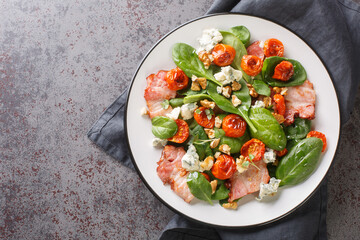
left=240, top=55, right=263, bottom=76
left=307, top=131, right=327, bottom=152
left=276, top=148, right=288, bottom=157
left=211, top=154, right=237, bottom=180
left=272, top=61, right=294, bottom=81
left=273, top=94, right=286, bottom=116
left=167, top=119, right=189, bottom=143
left=263, top=38, right=284, bottom=57
left=201, top=173, right=211, bottom=182
left=222, top=114, right=247, bottom=138
left=241, top=139, right=266, bottom=162
left=193, top=106, right=215, bottom=128
left=165, top=67, right=189, bottom=91
left=211, top=44, right=236, bottom=67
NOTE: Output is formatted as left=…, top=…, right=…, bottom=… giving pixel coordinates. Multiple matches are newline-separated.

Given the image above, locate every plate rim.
left=124, top=12, right=342, bottom=228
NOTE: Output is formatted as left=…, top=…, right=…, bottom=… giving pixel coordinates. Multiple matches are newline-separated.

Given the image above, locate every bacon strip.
left=228, top=161, right=270, bottom=202
left=144, top=70, right=177, bottom=118
left=156, top=145, right=194, bottom=203
left=284, top=80, right=316, bottom=125
left=246, top=41, right=265, bottom=60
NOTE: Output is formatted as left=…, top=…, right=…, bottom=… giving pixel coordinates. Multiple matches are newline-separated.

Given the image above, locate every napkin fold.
left=87, top=0, right=360, bottom=239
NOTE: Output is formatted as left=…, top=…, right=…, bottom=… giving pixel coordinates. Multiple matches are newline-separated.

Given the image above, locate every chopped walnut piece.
left=198, top=50, right=212, bottom=69
left=263, top=96, right=272, bottom=108
left=272, top=159, right=279, bottom=167
left=200, top=99, right=216, bottom=109
left=231, top=81, right=242, bottom=91
left=200, top=156, right=214, bottom=171
left=210, top=138, right=220, bottom=149
left=272, top=113, right=285, bottom=124
left=280, top=87, right=288, bottom=96
left=205, top=128, right=215, bottom=139
left=231, top=95, right=242, bottom=107
left=214, top=151, right=221, bottom=159
left=236, top=155, right=249, bottom=173
left=191, top=81, right=201, bottom=91
left=273, top=87, right=281, bottom=94
left=215, top=116, right=222, bottom=128
left=247, top=84, right=258, bottom=98
left=197, top=78, right=207, bottom=89
left=222, top=86, right=232, bottom=98
left=210, top=180, right=218, bottom=194
left=219, top=144, right=231, bottom=155
left=222, top=202, right=238, bottom=210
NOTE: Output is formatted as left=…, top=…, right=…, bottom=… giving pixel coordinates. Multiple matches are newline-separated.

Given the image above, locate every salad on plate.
left=142, top=25, right=327, bottom=210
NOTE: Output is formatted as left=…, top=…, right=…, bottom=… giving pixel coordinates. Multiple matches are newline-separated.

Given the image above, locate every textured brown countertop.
left=0, top=0, right=359, bottom=239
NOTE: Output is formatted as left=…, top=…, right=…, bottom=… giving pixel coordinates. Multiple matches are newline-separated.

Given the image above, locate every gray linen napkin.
left=87, top=0, right=360, bottom=239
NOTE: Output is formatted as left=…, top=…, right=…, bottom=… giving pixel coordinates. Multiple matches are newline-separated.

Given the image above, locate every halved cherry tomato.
left=263, top=38, right=284, bottom=57
left=211, top=44, right=236, bottom=67
left=272, top=61, right=294, bottom=81
left=240, top=55, right=263, bottom=76
left=276, top=148, right=288, bottom=157
left=167, top=119, right=189, bottom=143
left=273, top=94, right=286, bottom=116
left=165, top=67, right=189, bottom=90
left=222, top=114, right=247, bottom=138
left=241, top=139, right=266, bottom=162
left=211, top=154, right=237, bottom=180
left=193, top=106, right=215, bottom=128
left=307, top=131, right=327, bottom=152
left=201, top=173, right=211, bottom=182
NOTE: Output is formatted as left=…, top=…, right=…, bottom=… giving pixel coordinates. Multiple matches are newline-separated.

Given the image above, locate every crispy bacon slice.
left=144, top=70, right=177, bottom=118
left=284, top=80, right=316, bottom=125
left=228, top=161, right=270, bottom=202
left=156, top=145, right=194, bottom=203
left=246, top=41, right=265, bottom=60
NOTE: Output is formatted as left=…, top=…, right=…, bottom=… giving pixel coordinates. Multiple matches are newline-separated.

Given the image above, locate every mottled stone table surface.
left=0, top=0, right=359, bottom=239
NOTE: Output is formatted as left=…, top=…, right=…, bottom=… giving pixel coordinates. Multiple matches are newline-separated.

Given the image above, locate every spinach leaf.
left=177, top=88, right=207, bottom=96
left=262, top=56, right=307, bottom=87
left=267, top=164, right=277, bottom=178
left=249, top=107, right=287, bottom=150
left=284, top=118, right=312, bottom=140
left=212, top=183, right=230, bottom=200
left=214, top=128, right=250, bottom=154
left=229, top=26, right=251, bottom=47
left=207, top=81, right=257, bottom=133
left=183, top=94, right=212, bottom=104
left=232, top=78, right=251, bottom=109
left=187, top=172, right=213, bottom=205
left=172, top=43, right=221, bottom=86
left=169, top=98, right=184, bottom=108
left=219, top=31, right=251, bottom=82
left=252, top=79, right=271, bottom=96
left=276, top=137, right=323, bottom=186
left=286, top=139, right=302, bottom=151
left=151, top=116, right=178, bottom=139
left=189, top=123, right=213, bottom=160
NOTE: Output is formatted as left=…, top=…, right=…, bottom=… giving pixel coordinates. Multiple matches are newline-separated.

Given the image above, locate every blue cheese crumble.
left=180, top=102, right=197, bottom=120
left=181, top=144, right=200, bottom=171
left=256, top=177, right=281, bottom=201
left=166, top=107, right=180, bottom=120
left=152, top=138, right=167, bottom=148
left=214, top=66, right=242, bottom=85
left=263, top=148, right=277, bottom=164
left=252, top=100, right=265, bottom=108
left=197, top=28, right=223, bottom=53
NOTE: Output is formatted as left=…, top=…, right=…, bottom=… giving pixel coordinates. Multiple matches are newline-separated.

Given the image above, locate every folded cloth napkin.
left=87, top=0, right=360, bottom=239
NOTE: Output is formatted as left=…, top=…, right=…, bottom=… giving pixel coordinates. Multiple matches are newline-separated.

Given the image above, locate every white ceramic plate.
left=125, top=14, right=340, bottom=227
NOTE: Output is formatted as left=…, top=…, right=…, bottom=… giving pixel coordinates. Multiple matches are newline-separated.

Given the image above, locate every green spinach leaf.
left=252, top=79, right=271, bottom=96
left=214, top=128, right=250, bottom=154
left=262, top=56, right=307, bottom=87
left=232, top=78, right=251, bottom=109
left=169, top=98, right=184, bottom=108
left=189, top=123, right=213, bottom=160
left=187, top=172, right=213, bottom=205
left=183, top=94, right=213, bottom=104
left=212, top=183, right=230, bottom=200
left=172, top=43, right=221, bottom=85
left=151, top=116, right=178, bottom=139
left=284, top=118, right=312, bottom=140
left=229, top=26, right=251, bottom=47
left=276, top=137, right=323, bottom=186
left=249, top=107, right=287, bottom=150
